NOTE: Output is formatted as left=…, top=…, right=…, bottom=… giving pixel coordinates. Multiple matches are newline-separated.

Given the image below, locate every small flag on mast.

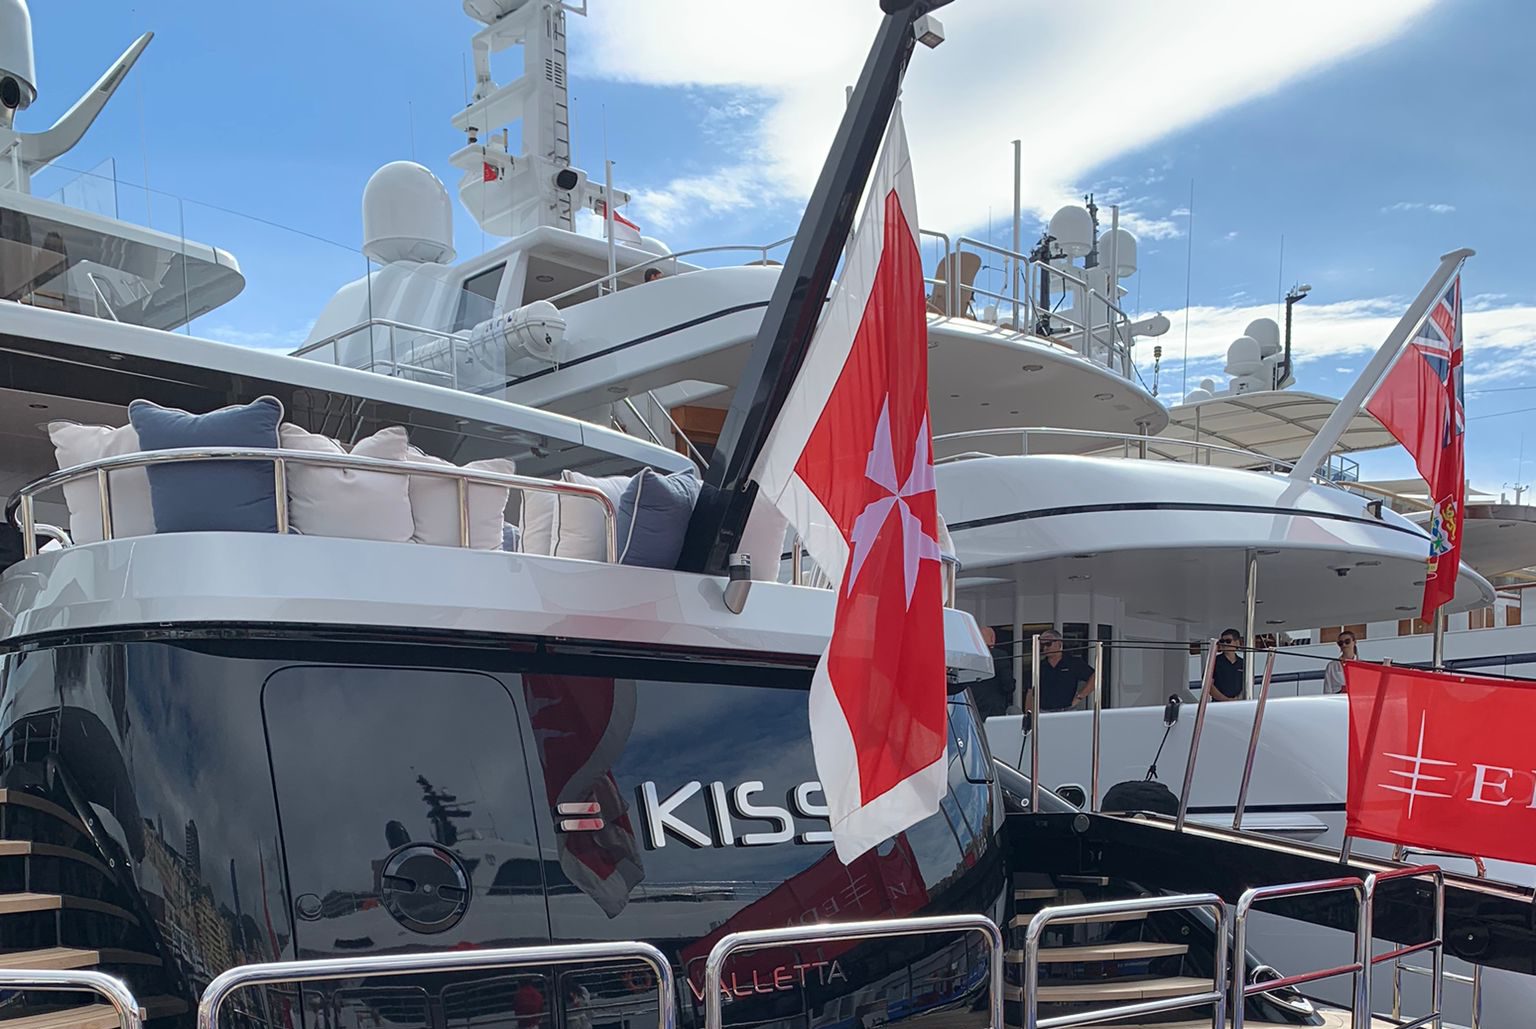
left=750, top=105, right=946, bottom=863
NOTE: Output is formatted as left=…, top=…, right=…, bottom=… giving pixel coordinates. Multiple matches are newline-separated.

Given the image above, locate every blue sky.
left=23, top=0, right=1536, bottom=494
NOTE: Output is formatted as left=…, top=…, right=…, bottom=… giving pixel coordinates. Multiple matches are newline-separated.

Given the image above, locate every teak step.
left=0, top=792, right=87, bottom=835
left=1014, top=888, right=1060, bottom=900
left=0, top=998, right=185, bottom=1029
left=1055, top=874, right=1113, bottom=886
left=1006, top=941, right=1190, bottom=963
left=0, top=842, right=111, bottom=878
left=1007, top=975, right=1212, bottom=1003
left=0, top=947, right=159, bottom=970
left=1010, top=909, right=1147, bottom=929
left=0, top=893, right=135, bottom=921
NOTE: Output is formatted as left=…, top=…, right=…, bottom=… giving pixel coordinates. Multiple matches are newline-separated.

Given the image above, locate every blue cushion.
left=501, top=522, right=522, bottom=552
left=128, top=396, right=284, bottom=533
left=616, top=467, right=701, bottom=569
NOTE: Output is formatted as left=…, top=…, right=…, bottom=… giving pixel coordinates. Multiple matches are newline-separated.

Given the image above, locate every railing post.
left=0, top=970, right=143, bottom=1029
left=96, top=467, right=114, bottom=540
left=1175, top=640, right=1220, bottom=831
left=1090, top=639, right=1103, bottom=812
left=20, top=495, right=37, bottom=558
left=274, top=459, right=289, bottom=534
left=1029, top=631, right=1042, bottom=812
left=1232, top=650, right=1276, bottom=830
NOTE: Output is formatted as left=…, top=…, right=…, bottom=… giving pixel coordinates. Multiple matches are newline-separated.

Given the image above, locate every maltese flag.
left=752, top=105, right=946, bottom=863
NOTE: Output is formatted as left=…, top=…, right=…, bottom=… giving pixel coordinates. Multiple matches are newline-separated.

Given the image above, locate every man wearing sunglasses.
left=1209, top=628, right=1246, bottom=701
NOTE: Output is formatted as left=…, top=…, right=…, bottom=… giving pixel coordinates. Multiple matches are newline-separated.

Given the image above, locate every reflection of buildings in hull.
left=139, top=817, right=259, bottom=987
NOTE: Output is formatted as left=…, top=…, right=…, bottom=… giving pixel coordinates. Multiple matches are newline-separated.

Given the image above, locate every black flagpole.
left=676, top=0, right=950, bottom=575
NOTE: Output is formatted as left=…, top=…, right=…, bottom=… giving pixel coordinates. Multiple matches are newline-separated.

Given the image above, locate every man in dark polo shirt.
left=1027, top=629, right=1096, bottom=712
left=1209, top=628, right=1246, bottom=701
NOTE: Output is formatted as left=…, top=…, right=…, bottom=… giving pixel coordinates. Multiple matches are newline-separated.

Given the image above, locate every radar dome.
left=362, top=161, right=455, bottom=265
left=1048, top=205, right=1094, bottom=258
left=0, top=0, right=38, bottom=115
left=1243, top=317, right=1281, bottom=357
left=1098, top=228, right=1137, bottom=278
left=1225, top=335, right=1262, bottom=376
left=1183, top=388, right=1214, bottom=404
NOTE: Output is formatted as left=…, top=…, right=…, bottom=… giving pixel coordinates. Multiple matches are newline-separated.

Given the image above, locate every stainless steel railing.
left=1175, top=640, right=1221, bottom=831
left=8, top=447, right=619, bottom=562
left=544, top=237, right=796, bottom=308
left=701, top=914, right=1005, bottom=1029
left=1231, top=877, right=1369, bottom=1029
left=291, top=317, right=468, bottom=385
left=1392, top=848, right=1481, bottom=1029
left=1363, top=865, right=1447, bottom=1029
left=198, top=943, right=676, bottom=1029
left=0, top=969, right=144, bottom=1029
left=1018, top=894, right=1229, bottom=1029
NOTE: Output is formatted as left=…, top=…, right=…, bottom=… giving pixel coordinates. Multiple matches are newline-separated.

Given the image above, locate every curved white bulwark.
left=0, top=533, right=992, bottom=679
left=939, top=453, right=1493, bottom=707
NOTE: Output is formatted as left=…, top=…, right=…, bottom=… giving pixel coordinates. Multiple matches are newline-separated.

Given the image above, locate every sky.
left=21, top=0, right=1536, bottom=494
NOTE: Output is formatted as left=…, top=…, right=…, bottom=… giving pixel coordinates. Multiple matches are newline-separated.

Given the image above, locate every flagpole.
left=1288, top=248, right=1473, bottom=483
left=677, top=0, right=944, bottom=575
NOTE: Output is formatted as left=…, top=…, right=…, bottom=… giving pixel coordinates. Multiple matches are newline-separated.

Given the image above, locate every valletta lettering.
left=686, top=959, right=847, bottom=1002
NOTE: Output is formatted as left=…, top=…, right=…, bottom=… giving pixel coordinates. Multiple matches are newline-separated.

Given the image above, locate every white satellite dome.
left=1098, top=228, right=1137, bottom=278
left=1183, top=387, right=1215, bottom=404
left=362, top=161, right=455, bottom=265
left=1199, top=377, right=1217, bottom=393
left=0, top=0, right=38, bottom=115
left=1048, top=205, right=1094, bottom=258
left=1225, top=335, right=1263, bottom=376
left=1244, top=317, right=1282, bottom=357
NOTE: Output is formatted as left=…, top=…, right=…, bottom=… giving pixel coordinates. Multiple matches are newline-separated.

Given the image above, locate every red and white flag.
left=751, top=106, right=946, bottom=863
left=1346, top=662, right=1536, bottom=865
left=1365, top=273, right=1466, bottom=620
left=596, top=200, right=643, bottom=245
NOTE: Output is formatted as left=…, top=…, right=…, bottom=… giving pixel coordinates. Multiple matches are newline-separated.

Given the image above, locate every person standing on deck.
left=1324, top=630, right=1358, bottom=694
left=1028, top=629, right=1096, bottom=712
left=1209, top=628, right=1246, bottom=701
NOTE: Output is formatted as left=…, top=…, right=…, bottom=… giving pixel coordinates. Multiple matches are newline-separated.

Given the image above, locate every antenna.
left=1180, top=179, right=1194, bottom=396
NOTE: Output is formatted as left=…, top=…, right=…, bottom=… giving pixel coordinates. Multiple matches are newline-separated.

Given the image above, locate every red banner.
left=1346, top=663, right=1536, bottom=864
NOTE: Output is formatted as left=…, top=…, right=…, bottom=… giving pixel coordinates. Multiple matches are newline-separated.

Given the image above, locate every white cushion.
left=740, top=496, right=790, bottom=582
left=521, top=489, right=557, bottom=556
left=554, top=471, right=630, bottom=561
left=46, top=421, right=156, bottom=543
left=278, top=424, right=414, bottom=541
left=406, top=447, right=517, bottom=549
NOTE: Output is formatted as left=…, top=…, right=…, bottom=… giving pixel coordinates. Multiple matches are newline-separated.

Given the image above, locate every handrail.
left=1392, top=847, right=1481, bottom=1029
left=0, top=969, right=144, bottom=1029
left=1020, top=894, right=1228, bottom=1029
left=8, top=447, right=619, bottom=562
left=932, top=426, right=1298, bottom=472
left=646, top=389, right=709, bottom=469
left=1363, top=864, right=1446, bottom=1029
left=1175, top=639, right=1221, bottom=831
left=544, top=236, right=796, bottom=308
left=702, top=914, right=1005, bottom=1029
left=1231, top=876, right=1368, bottom=1029
left=292, top=317, right=471, bottom=360
left=1231, top=649, right=1278, bottom=830
left=198, top=942, right=676, bottom=1029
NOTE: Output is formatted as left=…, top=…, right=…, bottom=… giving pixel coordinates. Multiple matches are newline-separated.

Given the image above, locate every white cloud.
left=1381, top=201, right=1456, bottom=214
left=572, top=1, right=1439, bottom=238
left=1146, top=296, right=1536, bottom=392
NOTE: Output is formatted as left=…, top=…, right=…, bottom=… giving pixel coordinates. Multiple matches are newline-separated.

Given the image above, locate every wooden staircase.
left=0, top=788, right=186, bottom=1029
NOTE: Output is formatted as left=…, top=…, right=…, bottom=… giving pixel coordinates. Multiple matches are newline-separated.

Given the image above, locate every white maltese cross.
left=844, top=397, right=942, bottom=607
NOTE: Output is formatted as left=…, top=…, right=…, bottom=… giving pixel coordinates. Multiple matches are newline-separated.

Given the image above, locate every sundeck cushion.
left=555, top=471, right=629, bottom=561
left=615, top=467, right=701, bottom=568
left=521, top=489, right=557, bottom=556
left=405, top=447, right=517, bottom=549
left=279, top=424, right=414, bottom=541
left=46, top=420, right=157, bottom=543
left=128, top=396, right=283, bottom=533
